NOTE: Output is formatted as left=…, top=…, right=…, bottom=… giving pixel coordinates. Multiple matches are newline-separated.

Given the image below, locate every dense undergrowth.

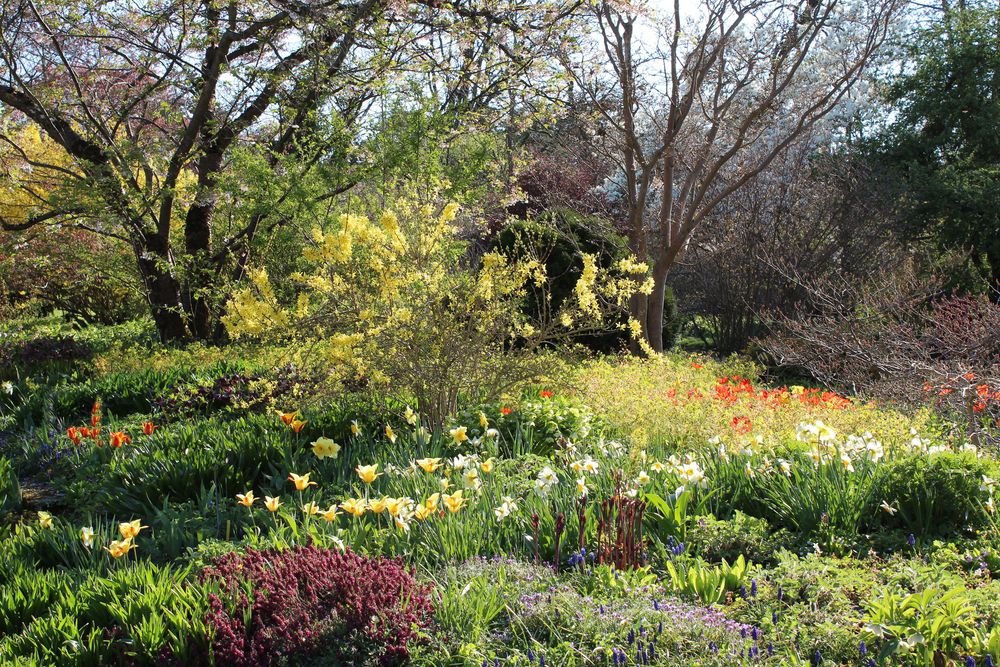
left=2, top=316, right=999, bottom=666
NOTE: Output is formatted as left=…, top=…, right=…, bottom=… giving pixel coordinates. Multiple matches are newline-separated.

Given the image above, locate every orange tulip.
left=109, top=431, right=132, bottom=448
left=142, top=421, right=156, bottom=436
left=67, top=426, right=82, bottom=446
left=290, top=419, right=307, bottom=434
left=276, top=410, right=297, bottom=426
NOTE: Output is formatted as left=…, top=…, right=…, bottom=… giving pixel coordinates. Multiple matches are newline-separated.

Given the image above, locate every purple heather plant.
left=201, top=545, right=434, bottom=667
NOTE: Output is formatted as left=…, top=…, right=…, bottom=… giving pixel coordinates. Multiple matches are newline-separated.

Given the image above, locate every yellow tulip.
left=356, top=464, right=381, bottom=485
left=302, top=501, right=320, bottom=516
left=369, top=496, right=389, bottom=514
left=480, top=458, right=495, bottom=474
left=320, top=505, right=340, bottom=522
left=118, top=519, right=147, bottom=540
left=264, top=496, right=282, bottom=513
left=277, top=410, right=297, bottom=425
left=105, top=538, right=137, bottom=559
left=290, top=419, right=307, bottom=434
left=340, top=497, right=367, bottom=517
left=236, top=490, right=256, bottom=507
left=288, top=472, right=317, bottom=491
left=443, top=490, right=465, bottom=513
left=424, top=493, right=440, bottom=511
left=414, top=503, right=434, bottom=521
left=416, top=457, right=442, bottom=473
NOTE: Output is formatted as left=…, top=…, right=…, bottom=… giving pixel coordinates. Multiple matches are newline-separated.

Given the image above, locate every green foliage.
left=864, top=587, right=979, bottom=663
left=663, top=554, right=752, bottom=605
left=0, top=456, right=19, bottom=514
left=870, top=452, right=997, bottom=535
left=873, top=3, right=1000, bottom=288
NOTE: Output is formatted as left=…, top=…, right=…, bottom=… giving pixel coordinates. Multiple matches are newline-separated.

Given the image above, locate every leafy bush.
left=689, top=513, right=792, bottom=565
left=869, top=453, right=997, bottom=535
left=202, top=546, right=434, bottom=666
left=153, top=365, right=319, bottom=420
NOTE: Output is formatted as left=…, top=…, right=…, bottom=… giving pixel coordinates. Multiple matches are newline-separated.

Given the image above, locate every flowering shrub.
left=202, top=546, right=434, bottom=666
left=223, top=188, right=650, bottom=422
left=153, top=366, right=319, bottom=419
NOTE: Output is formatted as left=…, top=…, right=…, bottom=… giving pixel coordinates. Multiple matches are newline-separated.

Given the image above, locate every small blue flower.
left=908, top=533, right=916, bottom=547
left=751, top=579, right=758, bottom=597
left=859, top=640, right=867, bottom=657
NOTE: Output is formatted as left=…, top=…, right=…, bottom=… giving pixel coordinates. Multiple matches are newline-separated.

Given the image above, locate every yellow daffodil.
left=576, top=477, right=588, bottom=496
left=570, top=460, right=584, bottom=473
left=105, top=538, right=137, bottom=559
left=118, top=519, right=147, bottom=540
left=416, top=457, right=442, bottom=473
left=288, top=472, right=317, bottom=490
left=37, top=511, right=54, bottom=529
left=636, top=471, right=651, bottom=486
left=356, top=464, right=381, bottom=484
left=479, top=412, right=489, bottom=429
left=311, top=437, right=341, bottom=460
left=494, top=496, right=518, bottom=521
left=236, top=490, right=256, bottom=507
left=264, top=496, right=282, bottom=512
left=480, top=458, right=495, bottom=474
left=651, top=461, right=665, bottom=473
left=340, top=497, right=367, bottom=517
left=463, top=468, right=481, bottom=490
left=450, top=426, right=468, bottom=444
left=582, top=457, right=599, bottom=474
left=81, top=526, right=95, bottom=548
left=443, top=490, right=465, bottom=513
left=404, top=406, right=418, bottom=426
left=350, top=420, right=361, bottom=436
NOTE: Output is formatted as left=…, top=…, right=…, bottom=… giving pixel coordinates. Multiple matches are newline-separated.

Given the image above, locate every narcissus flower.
left=356, top=464, right=381, bottom=484
left=340, top=497, right=367, bottom=517
left=494, top=496, right=518, bottom=521
left=450, top=426, right=468, bottom=444
left=384, top=424, right=397, bottom=443
left=463, top=468, right=481, bottom=490
left=142, top=421, right=156, bottom=436
left=105, top=538, right=137, bottom=559
left=37, top=511, right=54, bottom=529
left=277, top=410, right=298, bottom=426
left=480, top=458, right=495, bottom=474
left=264, top=496, right=282, bottom=512
left=443, top=490, right=465, bottom=513
left=109, top=431, right=132, bottom=448
left=350, top=420, right=361, bottom=436
left=81, top=526, right=94, bottom=548
left=311, top=437, right=341, bottom=460
left=289, top=419, right=307, bottom=434
left=119, top=519, right=147, bottom=540
left=416, top=457, right=442, bottom=473
left=636, top=471, right=651, bottom=486
left=404, top=406, right=418, bottom=426
left=576, top=477, right=588, bottom=497
left=479, top=412, right=489, bottom=428
left=237, top=490, right=256, bottom=507
left=288, top=472, right=317, bottom=490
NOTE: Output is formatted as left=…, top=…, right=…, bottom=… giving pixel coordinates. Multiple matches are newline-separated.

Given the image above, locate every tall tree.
left=874, top=1, right=1000, bottom=290
left=0, top=0, right=581, bottom=341
left=563, top=0, right=902, bottom=351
